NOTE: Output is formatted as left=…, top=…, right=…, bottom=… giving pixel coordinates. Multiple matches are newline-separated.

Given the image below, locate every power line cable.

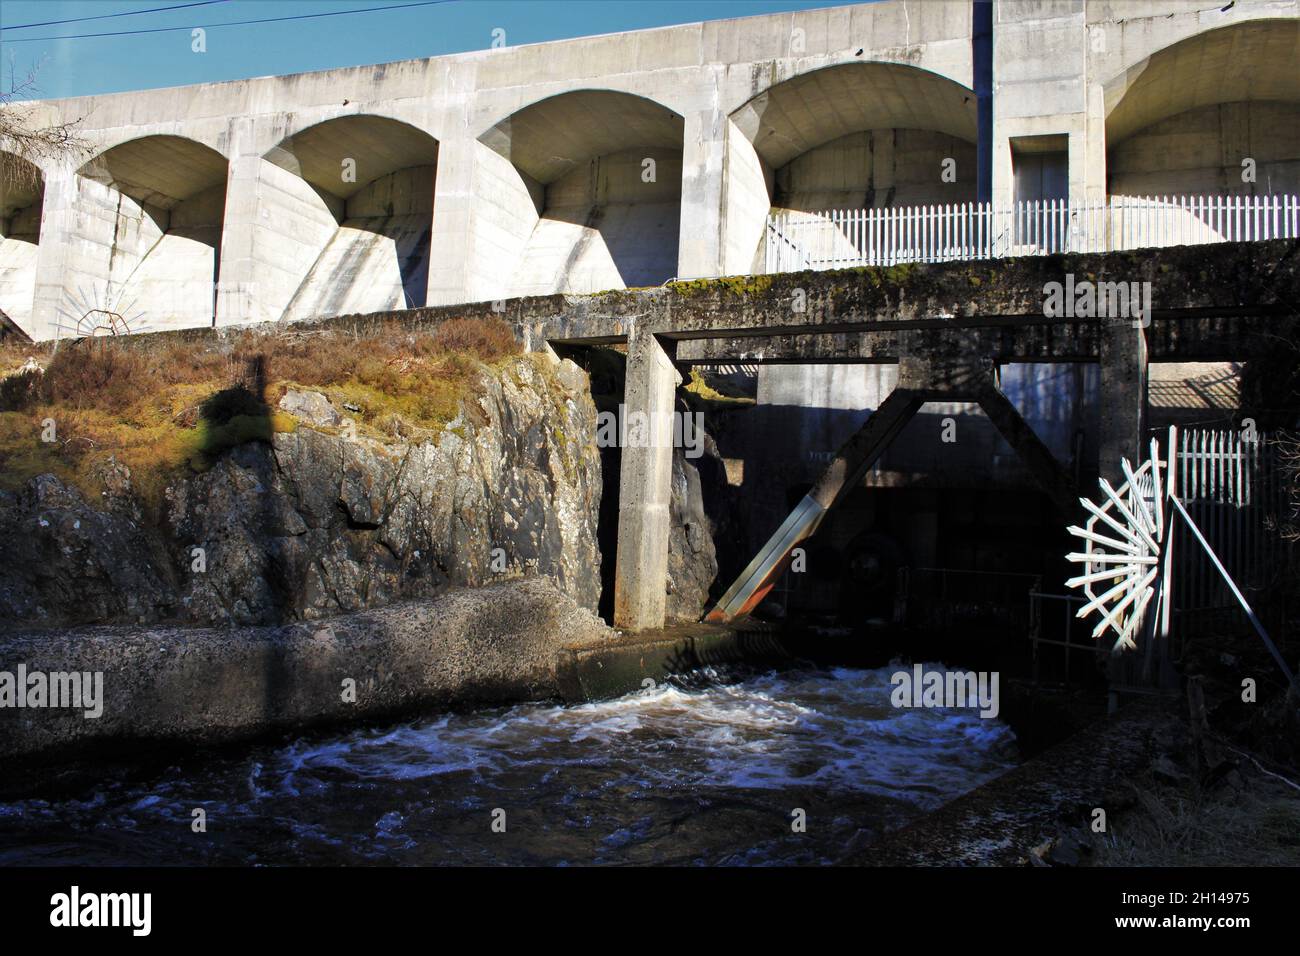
left=0, top=0, right=456, bottom=43
left=2, top=1, right=231, bottom=32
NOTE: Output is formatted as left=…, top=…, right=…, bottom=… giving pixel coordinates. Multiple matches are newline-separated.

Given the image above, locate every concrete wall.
left=774, top=129, right=978, bottom=211
left=281, top=166, right=435, bottom=321
left=993, top=0, right=1300, bottom=208
left=511, top=149, right=683, bottom=295
left=0, top=156, right=43, bottom=333
left=0, top=185, right=40, bottom=329
left=4, top=0, right=1299, bottom=339
left=1109, top=101, right=1300, bottom=198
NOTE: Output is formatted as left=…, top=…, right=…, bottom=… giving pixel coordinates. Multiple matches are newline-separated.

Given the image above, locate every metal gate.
left=1168, top=427, right=1286, bottom=640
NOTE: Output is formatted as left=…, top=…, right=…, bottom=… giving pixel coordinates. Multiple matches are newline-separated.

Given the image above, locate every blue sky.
left=0, top=0, right=850, bottom=99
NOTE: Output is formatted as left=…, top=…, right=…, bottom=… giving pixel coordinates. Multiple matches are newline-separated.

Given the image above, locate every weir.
left=512, top=240, right=1298, bottom=631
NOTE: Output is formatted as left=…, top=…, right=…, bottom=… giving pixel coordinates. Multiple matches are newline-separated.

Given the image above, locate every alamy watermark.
left=0, top=665, right=103, bottom=719
left=595, top=405, right=704, bottom=459
left=1043, top=273, right=1151, bottom=328
left=50, top=886, right=150, bottom=936
left=890, top=664, right=1000, bottom=719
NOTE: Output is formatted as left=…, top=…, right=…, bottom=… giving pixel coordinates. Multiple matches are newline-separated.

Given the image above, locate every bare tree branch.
left=0, top=60, right=90, bottom=192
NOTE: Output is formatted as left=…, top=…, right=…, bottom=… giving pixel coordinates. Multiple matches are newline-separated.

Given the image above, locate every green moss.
left=667, top=274, right=776, bottom=298
left=683, top=370, right=754, bottom=410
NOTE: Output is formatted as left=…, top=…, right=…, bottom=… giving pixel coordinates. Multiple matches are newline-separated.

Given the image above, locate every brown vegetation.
left=0, top=318, right=522, bottom=506
left=1278, top=430, right=1300, bottom=544
left=1096, top=767, right=1300, bottom=866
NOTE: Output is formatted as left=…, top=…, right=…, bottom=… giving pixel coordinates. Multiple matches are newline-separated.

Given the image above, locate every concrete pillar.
left=216, top=127, right=272, bottom=325
left=676, top=109, right=725, bottom=281
left=613, top=328, right=680, bottom=631
left=426, top=136, right=479, bottom=306
left=1098, top=319, right=1149, bottom=485
left=973, top=0, right=994, bottom=205
left=28, top=164, right=78, bottom=341
left=427, top=136, right=539, bottom=305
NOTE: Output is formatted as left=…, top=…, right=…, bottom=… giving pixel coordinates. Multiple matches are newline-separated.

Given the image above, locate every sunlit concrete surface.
left=479, top=91, right=685, bottom=295
left=2, top=0, right=1297, bottom=339
left=0, top=153, right=42, bottom=332
left=76, top=136, right=227, bottom=334
left=261, top=115, right=439, bottom=322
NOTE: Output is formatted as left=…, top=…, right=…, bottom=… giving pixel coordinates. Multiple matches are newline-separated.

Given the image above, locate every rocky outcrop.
left=0, top=578, right=616, bottom=760
left=0, top=355, right=604, bottom=629
left=666, top=443, right=721, bottom=620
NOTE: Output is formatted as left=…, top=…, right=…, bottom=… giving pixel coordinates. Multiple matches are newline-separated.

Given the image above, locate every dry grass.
left=0, top=318, right=522, bottom=507
left=1278, top=430, right=1299, bottom=546
left=1096, top=770, right=1300, bottom=866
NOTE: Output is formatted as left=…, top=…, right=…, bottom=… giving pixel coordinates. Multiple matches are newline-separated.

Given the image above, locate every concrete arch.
left=478, top=90, right=686, bottom=295
left=78, top=124, right=233, bottom=165
left=260, top=115, right=440, bottom=321
left=1104, top=20, right=1300, bottom=200
left=731, top=61, right=978, bottom=173
left=71, top=135, right=228, bottom=332
left=1102, top=17, right=1300, bottom=234
left=264, top=113, right=439, bottom=199
left=479, top=89, right=684, bottom=184
left=0, top=152, right=44, bottom=335
left=727, top=61, right=977, bottom=273
left=79, top=135, right=227, bottom=210
left=1104, top=20, right=1300, bottom=147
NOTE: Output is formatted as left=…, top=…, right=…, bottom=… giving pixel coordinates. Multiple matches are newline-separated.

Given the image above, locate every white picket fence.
left=764, top=194, right=1300, bottom=273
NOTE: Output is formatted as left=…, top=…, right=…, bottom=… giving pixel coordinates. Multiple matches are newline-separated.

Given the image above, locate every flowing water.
left=0, top=664, right=1019, bottom=866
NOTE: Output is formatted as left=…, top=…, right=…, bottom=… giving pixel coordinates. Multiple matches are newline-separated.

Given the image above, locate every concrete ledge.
left=556, top=623, right=792, bottom=702
left=0, top=578, right=614, bottom=762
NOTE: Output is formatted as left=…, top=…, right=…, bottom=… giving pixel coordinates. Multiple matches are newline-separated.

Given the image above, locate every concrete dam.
left=2, top=0, right=1296, bottom=629
left=2, top=0, right=1297, bottom=337
left=1, top=0, right=1299, bottom=871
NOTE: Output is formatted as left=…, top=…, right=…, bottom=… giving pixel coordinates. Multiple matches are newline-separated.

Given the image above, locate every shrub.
left=431, top=317, right=519, bottom=360
left=0, top=367, right=42, bottom=412
left=42, top=341, right=160, bottom=412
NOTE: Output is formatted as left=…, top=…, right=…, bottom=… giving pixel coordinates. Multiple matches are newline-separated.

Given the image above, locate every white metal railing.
left=764, top=194, right=1300, bottom=273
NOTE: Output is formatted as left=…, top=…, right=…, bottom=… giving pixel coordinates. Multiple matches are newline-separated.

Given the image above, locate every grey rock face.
left=0, top=474, right=179, bottom=625
left=0, top=356, right=604, bottom=629
left=278, top=387, right=342, bottom=428
left=666, top=444, right=720, bottom=620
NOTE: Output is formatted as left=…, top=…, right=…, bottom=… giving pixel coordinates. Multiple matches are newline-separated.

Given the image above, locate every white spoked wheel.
left=1065, top=437, right=1170, bottom=653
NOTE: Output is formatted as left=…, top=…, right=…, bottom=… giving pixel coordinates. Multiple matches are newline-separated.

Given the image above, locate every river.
left=0, top=663, right=1018, bottom=866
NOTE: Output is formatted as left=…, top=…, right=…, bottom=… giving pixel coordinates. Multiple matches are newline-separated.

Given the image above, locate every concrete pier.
left=613, top=330, right=681, bottom=631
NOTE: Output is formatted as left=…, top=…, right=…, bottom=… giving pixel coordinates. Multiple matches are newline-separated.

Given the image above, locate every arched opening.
left=0, top=152, right=44, bottom=336
left=263, top=115, right=438, bottom=322
left=729, top=62, right=978, bottom=269
left=479, top=90, right=684, bottom=295
left=1105, top=21, right=1300, bottom=205
left=76, top=136, right=227, bottom=332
